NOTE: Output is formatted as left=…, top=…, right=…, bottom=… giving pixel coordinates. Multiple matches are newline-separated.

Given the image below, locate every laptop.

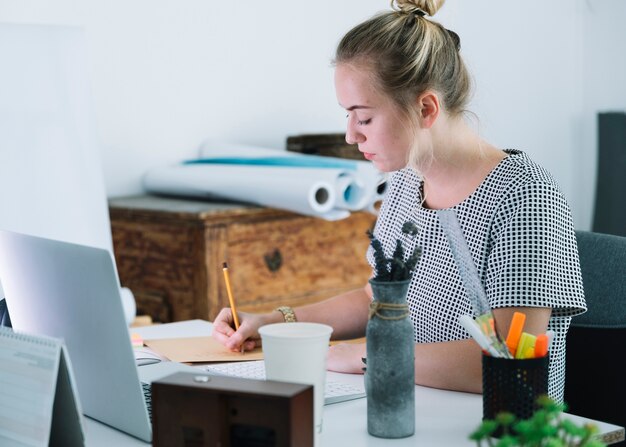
left=0, top=229, right=200, bottom=442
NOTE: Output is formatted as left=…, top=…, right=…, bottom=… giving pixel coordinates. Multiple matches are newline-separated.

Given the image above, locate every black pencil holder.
left=482, top=354, right=549, bottom=425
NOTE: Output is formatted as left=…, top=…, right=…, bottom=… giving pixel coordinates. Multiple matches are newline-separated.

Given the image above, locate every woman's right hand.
left=211, top=307, right=282, bottom=352
left=327, top=342, right=367, bottom=374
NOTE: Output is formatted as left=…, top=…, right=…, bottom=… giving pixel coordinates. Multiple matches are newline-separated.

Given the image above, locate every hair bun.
left=392, top=0, right=445, bottom=17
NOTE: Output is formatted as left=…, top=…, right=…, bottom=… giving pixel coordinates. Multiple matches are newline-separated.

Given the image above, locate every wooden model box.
left=152, top=372, right=314, bottom=447
left=109, top=195, right=376, bottom=323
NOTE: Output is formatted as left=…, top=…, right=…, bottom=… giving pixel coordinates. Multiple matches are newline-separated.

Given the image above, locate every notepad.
left=205, top=360, right=366, bottom=405
left=145, top=336, right=263, bottom=363
left=0, top=327, right=84, bottom=446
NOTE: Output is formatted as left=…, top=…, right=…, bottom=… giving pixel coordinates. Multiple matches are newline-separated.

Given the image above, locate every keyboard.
left=205, top=360, right=366, bottom=405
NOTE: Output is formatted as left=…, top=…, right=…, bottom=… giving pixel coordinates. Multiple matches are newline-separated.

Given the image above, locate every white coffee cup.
left=259, top=322, right=333, bottom=434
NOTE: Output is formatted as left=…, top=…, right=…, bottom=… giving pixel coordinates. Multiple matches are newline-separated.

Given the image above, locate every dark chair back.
left=564, top=230, right=626, bottom=444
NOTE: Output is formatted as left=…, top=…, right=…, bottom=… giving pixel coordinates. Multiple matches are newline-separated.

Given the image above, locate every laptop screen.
left=0, top=230, right=153, bottom=442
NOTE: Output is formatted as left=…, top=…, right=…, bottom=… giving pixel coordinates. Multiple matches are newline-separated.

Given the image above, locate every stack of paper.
left=142, top=142, right=387, bottom=221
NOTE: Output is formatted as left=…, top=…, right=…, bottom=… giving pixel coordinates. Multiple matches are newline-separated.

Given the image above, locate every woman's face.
left=334, top=63, right=413, bottom=172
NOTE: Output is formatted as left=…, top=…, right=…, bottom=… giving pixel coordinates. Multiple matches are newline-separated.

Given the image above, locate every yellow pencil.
left=222, top=262, right=240, bottom=330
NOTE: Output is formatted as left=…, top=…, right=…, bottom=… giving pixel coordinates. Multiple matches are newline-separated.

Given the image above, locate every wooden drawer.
left=109, top=195, right=375, bottom=322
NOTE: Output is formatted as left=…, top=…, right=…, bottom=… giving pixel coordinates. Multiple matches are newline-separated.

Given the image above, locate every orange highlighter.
left=505, top=311, right=526, bottom=356
left=534, top=333, right=549, bottom=358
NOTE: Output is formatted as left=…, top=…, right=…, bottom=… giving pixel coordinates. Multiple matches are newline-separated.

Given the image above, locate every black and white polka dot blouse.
left=367, top=149, right=586, bottom=402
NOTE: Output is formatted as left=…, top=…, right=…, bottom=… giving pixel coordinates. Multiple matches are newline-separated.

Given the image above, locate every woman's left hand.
left=326, top=342, right=367, bottom=374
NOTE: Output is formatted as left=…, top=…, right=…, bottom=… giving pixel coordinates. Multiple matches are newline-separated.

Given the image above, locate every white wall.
left=2, top=0, right=625, bottom=229
left=580, top=0, right=626, bottom=229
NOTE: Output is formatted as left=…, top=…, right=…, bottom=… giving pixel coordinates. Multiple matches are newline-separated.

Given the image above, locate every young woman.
left=212, top=0, right=586, bottom=402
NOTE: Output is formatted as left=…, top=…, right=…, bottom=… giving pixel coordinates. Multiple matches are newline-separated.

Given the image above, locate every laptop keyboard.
left=140, top=362, right=365, bottom=425
left=205, top=361, right=366, bottom=405
left=141, top=382, right=152, bottom=422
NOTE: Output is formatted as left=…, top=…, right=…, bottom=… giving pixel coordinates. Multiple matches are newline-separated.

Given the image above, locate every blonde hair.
left=334, top=0, right=472, bottom=171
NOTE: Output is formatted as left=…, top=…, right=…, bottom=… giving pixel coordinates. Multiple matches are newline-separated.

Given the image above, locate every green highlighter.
left=514, top=332, right=537, bottom=359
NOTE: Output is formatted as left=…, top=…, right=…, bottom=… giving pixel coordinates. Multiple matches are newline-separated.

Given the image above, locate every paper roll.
left=143, top=164, right=352, bottom=220
left=366, top=172, right=388, bottom=215
left=197, top=141, right=383, bottom=212
left=143, top=141, right=384, bottom=220
left=336, top=173, right=365, bottom=210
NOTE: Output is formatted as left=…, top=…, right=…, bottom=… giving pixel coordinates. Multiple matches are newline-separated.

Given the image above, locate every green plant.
left=470, top=395, right=606, bottom=447
left=368, top=221, right=422, bottom=282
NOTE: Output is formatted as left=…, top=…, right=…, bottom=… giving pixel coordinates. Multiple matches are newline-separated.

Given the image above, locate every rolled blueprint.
left=197, top=141, right=385, bottom=212
left=143, top=163, right=351, bottom=220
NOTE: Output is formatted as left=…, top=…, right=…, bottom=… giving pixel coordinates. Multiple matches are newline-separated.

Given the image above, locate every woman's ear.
left=416, top=91, right=440, bottom=129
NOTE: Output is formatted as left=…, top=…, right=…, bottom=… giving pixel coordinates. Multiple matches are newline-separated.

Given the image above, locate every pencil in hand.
left=222, top=262, right=240, bottom=330
left=222, top=262, right=244, bottom=354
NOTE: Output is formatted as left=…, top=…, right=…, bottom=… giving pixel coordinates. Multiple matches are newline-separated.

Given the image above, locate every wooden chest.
left=109, top=195, right=376, bottom=323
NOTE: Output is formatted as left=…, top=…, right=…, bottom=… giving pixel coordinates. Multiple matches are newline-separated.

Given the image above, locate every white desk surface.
left=82, top=320, right=624, bottom=446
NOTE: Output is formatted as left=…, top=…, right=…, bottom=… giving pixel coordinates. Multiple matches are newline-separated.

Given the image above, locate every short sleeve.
left=485, top=181, right=586, bottom=317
